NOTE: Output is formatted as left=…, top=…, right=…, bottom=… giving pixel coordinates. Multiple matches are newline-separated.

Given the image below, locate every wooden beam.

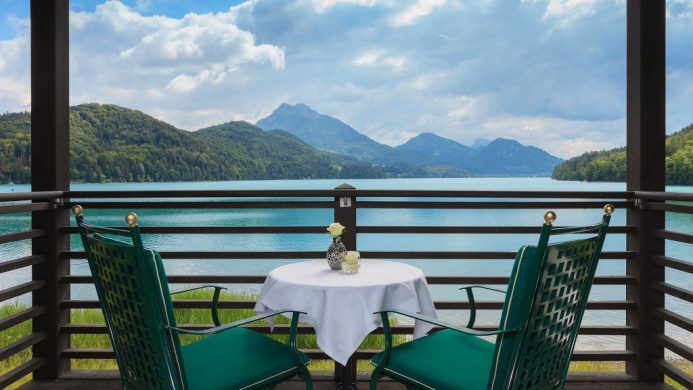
left=332, top=183, right=358, bottom=388
left=626, top=0, right=666, bottom=383
left=30, top=0, right=71, bottom=379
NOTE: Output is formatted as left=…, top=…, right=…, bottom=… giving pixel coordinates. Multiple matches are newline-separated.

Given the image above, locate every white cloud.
left=0, top=35, right=30, bottom=112
left=353, top=50, right=406, bottom=70
left=306, top=0, right=387, bottom=13
left=68, top=1, right=284, bottom=100
left=392, top=0, right=447, bottom=26
left=543, top=0, right=598, bottom=20
left=353, top=51, right=380, bottom=65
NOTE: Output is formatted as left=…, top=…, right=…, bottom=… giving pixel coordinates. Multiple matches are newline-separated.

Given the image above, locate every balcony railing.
left=0, top=187, right=691, bottom=388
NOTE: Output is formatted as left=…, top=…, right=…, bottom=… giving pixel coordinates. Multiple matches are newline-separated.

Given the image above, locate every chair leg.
left=370, top=372, right=380, bottom=390
left=297, top=367, right=313, bottom=390
left=303, top=373, right=313, bottom=390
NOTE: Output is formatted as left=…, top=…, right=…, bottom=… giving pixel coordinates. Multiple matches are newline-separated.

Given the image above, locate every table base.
left=334, top=353, right=358, bottom=389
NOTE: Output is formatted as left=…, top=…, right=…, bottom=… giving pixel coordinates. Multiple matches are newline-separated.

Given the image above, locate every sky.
left=0, top=0, right=691, bottom=159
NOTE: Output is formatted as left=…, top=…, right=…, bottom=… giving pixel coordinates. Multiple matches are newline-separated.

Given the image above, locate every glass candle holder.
left=341, top=251, right=361, bottom=274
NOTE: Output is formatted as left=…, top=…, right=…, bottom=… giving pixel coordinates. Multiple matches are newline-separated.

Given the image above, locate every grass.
left=0, top=290, right=404, bottom=389
left=2, top=291, right=692, bottom=389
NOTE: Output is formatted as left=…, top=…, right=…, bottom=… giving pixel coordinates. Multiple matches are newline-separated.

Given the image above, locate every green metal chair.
left=370, top=205, right=614, bottom=390
left=72, top=206, right=313, bottom=390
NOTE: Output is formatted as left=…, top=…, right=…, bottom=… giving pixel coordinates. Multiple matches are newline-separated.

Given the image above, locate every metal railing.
left=0, top=187, right=690, bottom=387
left=635, top=191, right=693, bottom=388
left=0, top=191, right=62, bottom=387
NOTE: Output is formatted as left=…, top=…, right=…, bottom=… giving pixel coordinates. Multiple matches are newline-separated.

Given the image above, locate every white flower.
left=327, top=222, right=345, bottom=237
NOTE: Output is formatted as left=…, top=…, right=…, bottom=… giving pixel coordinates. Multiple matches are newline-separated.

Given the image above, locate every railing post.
left=30, top=0, right=71, bottom=379
left=626, top=0, right=666, bottom=383
left=333, top=183, right=357, bottom=388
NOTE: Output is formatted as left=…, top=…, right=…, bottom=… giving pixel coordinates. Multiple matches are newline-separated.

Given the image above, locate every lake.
left=1, top=177, right=691, bottom=351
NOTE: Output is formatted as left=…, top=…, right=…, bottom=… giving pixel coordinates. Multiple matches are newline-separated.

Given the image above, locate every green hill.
left=0, top=103, right=388, bottom=183
left=552, top=124, right=693, bottom=185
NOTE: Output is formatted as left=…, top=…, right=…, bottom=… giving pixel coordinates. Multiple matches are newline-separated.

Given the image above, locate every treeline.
left=552, top=124, right=693, bottom=185
left=0, top=104, right=468, bottom=184
left=0, top=112, right=31, bottom=183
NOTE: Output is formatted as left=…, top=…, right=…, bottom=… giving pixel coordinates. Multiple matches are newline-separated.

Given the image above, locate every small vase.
left=326, top=236, right=346, bottom=270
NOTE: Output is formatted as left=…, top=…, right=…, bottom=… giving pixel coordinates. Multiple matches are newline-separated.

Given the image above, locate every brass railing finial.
left=125, top=212, right=138, bottom=227
left=71, top=205, right=83, bottom=216
left=604, top=204, right=615, bottom=216
left=544, top=210, right=556, bottom=225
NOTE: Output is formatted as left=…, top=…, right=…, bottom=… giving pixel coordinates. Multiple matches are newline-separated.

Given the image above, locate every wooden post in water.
left=626, top=0, right=666, bottom=383
left=333, top=183, right=357, bottom=389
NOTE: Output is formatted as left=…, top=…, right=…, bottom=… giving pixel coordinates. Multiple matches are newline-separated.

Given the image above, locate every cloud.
left=0, top=0, right=691, bottom=158
left=0, top=35, right=30, bottom=112
left=353, top=50, right=406, bottom=70
left=307, top=0, right=385, bottom=13
left=543, top=0, right=598, bottom=21
left=392, top=0, right=447, bottom=26
left=69, top=0, right=284, bottom=101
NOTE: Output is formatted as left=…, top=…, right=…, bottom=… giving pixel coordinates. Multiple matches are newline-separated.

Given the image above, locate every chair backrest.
left=72, top=206, right=186, bottom=390
left=488, top=205, right=613, bottom=389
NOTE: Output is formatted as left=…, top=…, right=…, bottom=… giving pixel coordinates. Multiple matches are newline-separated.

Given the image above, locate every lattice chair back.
left=72, top=206, right=186, bottom=390
left=489, top=205, right=613, bottom=389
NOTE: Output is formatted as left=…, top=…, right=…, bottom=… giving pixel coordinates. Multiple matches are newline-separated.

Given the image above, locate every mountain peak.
left=466, top=137, right=563, bottom=175
left=395, top=132, right=473, bottom=167
left=272, top=102, right=321, bottom=120
left=410, top=132, right=444, bottom=141
left=489, top=137, right=520, bottom=145
left=257, top=103, right=391, bottom=160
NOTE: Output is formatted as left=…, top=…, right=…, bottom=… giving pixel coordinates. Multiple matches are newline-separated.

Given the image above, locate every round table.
left=254, top=259, right=437, bottom=388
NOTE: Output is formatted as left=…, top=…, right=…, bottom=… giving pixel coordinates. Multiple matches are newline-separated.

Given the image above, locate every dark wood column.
left=626, top=0, right=665, bottom=383
left=31, top=0, right=71, bottom=379
left=333, top=183, right=357, bottom=389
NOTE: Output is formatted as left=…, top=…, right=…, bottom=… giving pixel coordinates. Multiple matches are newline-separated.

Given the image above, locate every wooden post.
left=30, top=0, right=71, bottom=379
left=333, top=183, right=357, bottom=389
left=626, top=0, right=665, bottom=383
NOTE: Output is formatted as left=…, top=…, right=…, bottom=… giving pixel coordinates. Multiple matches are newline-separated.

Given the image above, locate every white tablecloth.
left=254, top=259, right=437, bottom=365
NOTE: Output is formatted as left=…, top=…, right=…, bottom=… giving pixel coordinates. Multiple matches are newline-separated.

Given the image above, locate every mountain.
left=465, top=138, right=564, bottom=176
left=0, top=103, right=389, bottom=183
left=395, top=133, right=473, bottom=167
left=391, top=134, right=562, bottom=175
left=257, top=103, right=563, bottom=176
left=552, top=124, right=693, bottom=185
left=471, top=138, right=492, bottom=149
left=257, top=103, right=392, bottom=162
left=0, top=103, right=567, bottom=184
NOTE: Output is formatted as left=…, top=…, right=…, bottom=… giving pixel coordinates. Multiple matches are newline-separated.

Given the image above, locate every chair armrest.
left=170, top=285, right=226, bottom=326
left=374, top=309, right=518, bottom=337
left=170, top=285, right=227, bottom=296
left=459, top=285, right=506, bottom=294
left=458, top=285, right=506, bottom=328
left=166, top=309, right=305, bottom=336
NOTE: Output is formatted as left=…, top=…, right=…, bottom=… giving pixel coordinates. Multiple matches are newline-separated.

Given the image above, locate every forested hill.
left=0, top=104, right=388, bottom=183
left=552, top=124, right=693, bottom=185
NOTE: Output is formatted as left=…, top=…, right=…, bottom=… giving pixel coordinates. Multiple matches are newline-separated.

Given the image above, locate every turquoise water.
left=1, top=178, right=691, bottom=351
